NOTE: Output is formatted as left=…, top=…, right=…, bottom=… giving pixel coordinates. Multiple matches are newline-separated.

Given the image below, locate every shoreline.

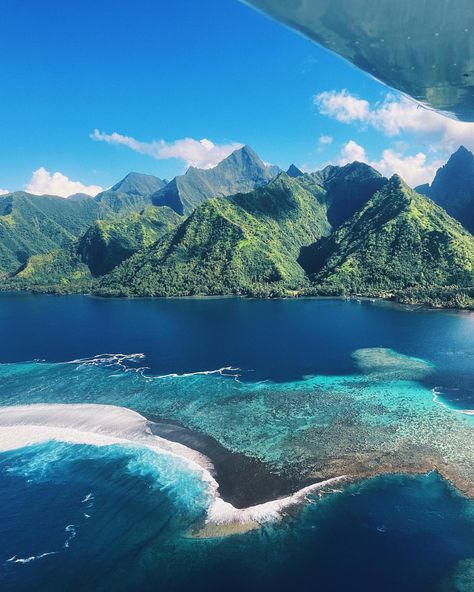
left=145, top=413, right=314, bottom=508
left=145, top=414, right=474, bottom=508
left=0, top=403, right=472, bottom=540
left=0, top=288, right=473, bottom=314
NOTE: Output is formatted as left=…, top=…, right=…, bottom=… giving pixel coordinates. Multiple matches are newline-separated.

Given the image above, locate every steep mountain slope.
left=151, top=146, right=279, bottom=215
left=12, top=248, right=93, bottom=293
left=286, top=164, right=304, bottom=178
left=100, top=174, right=331, bottom=296
left=77, top=206, right=182, bottom=275
left=301, top=175, right=474, bottom=292
left=95, top=172, right=166, bottom=214
left=0, top=192, right=108, bottom=276
left=415, top=146, right=474, bottom=233
left=310, top=162, right=387, bottom=228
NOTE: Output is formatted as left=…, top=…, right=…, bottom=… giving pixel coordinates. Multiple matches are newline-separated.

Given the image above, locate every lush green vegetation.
left=2, top=247, right=96, bottom=294
left=77, top=206, right=182, bottom=275
left=152, top=145, right=279, bottom=215
left=301, top=175, right=474, bottom=295
left=99, top=174, right=331, bottom=296
left=0, top=192, right=109, bottom=276
left=95, top=172, right=166, bottom=215
left=2, top=152, right=473, bottom=310
left=394, top=286, right=474, bottom=309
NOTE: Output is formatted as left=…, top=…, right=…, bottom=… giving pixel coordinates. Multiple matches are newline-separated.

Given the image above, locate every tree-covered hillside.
left=0, top=192, right=109, bottom=276
left=77, top=206, right=182, bottom=275
left=99, top=174, right=331, bottom=296
left=301, top=175, right=474, bottom=293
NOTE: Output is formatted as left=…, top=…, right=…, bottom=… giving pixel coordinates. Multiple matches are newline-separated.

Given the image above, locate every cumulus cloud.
left=318, top=134, right=333, bottom=146
left=25, top=167, right=103, bottom=197
left=337, top=140, right=368, bottom=165
left=314, top=89, right=474, bottom=152
left=336, top=140, right=443, bottom=186
left=315, top=90, right=370, bottom=124
left=370, top=149, right=444, bottom=187
left=0, top=188, right=9, bottom=195
left=91, top=129, right=243, bottom=169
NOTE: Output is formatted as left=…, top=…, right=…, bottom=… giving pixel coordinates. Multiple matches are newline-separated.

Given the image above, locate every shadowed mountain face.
left=416, top=146, right=474, bottom=234
left=151, top=145, right=279, bottom=215
left=311, top=162, right=387, bottom=228
left=245, top=0, right=474, bottom=121
left=77, top=206, right=182, bottom=276
left=301, top=175, right=474, bottom=291
left=286, top=164, right=304, bottom=178
left=0, top=192, right=108, bottom=276
left=100, top=173, right=332, bottom=296
left=95, top=172, right=166, bottom=215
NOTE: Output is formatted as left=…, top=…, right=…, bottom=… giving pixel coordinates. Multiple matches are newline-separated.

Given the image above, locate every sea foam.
left=0, top=404, right=347, bottom=529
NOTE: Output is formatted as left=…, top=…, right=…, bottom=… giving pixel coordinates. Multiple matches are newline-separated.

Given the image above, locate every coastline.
left=145, top=415, right=474, bottom=507
left=145, top=414, right=313, bottom=508
left=0, top=401, right=472, bottom=541
left=1, top=286, right=473, bottom=313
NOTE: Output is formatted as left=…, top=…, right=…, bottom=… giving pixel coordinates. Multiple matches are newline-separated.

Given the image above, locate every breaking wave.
left=0, top=404, right=347, bottom=530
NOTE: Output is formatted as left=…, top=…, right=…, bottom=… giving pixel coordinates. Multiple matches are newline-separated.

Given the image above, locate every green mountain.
left=77, top=206, right=182, bottom=275
left=151, top=145, right=279, bottom=215
left=301, top=175, right=474, bottom=292
left=0, top=192, right=107, bottom=276
left=95, top=172, right=166, bottom=214
left=415, top=146, right=474, bottom=234
left=12, top=247, right=94, bottom=293
left=99, top=173, right=331, bottom=297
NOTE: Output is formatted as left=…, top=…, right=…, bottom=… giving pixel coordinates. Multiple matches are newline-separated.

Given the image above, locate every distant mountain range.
left=95, top=172, right=167, bottom=214
left=151, top=145, right=279, bottom=215
left=416, top=145, right=474, bottom=234
left=1, top=145, right=473, bottom=308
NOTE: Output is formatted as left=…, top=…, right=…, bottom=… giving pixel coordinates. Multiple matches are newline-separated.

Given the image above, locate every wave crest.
left=0, top=404, right=347, bottom=533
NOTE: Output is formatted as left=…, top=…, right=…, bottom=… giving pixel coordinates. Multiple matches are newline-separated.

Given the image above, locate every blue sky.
left=2, top=0, right=474, bottom=196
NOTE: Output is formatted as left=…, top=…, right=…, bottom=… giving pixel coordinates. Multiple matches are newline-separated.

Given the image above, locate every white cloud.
left=24, top=167, right=103, bottom=197
left=318, top=134, right=333, bottom=146
left=314, top=90, right=370, bottom=124
left=0, top=188, right=9, bottom=195
left=336, top=140, right=443, bottom=186
left=337, top=140, right=368, bottom=165
left=91, top=129, right=243, bottom=169
left=370, top=150, right=444, bottom=187
left=314, top=89, right=474, bottom=153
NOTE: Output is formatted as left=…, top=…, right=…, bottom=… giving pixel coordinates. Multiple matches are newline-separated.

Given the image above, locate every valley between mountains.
left=1, top=145, right=473, bottom=308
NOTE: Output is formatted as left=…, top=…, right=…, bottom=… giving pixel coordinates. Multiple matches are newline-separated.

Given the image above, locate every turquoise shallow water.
left=0, top=295, right=473, bottom=591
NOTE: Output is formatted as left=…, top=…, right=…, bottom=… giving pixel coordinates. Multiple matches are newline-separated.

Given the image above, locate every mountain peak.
left=286, top=164, right=304, bottom=178
left=423, top=146, right=474, bottom=233
left=388, top=173, right=405, bottom=187
left=110, top=172, right=165, bottom=195
left=453, top=145, right=473, bottom=157
left=153, top=145, right=279, bottom=215
left=221, top=145, right=264, bottom=167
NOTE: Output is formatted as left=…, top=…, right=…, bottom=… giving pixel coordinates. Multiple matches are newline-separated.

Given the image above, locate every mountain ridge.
left=301, top=175, right=474, bottom=293
left=151, top=145, right=280, bottom=215
left=415, top=145, right=474, bottom=233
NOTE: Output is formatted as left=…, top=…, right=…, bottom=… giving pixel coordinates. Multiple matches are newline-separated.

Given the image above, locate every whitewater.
left=0, top=404, right=347, bottom=531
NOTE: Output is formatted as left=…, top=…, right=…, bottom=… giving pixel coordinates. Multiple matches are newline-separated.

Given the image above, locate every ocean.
left=0, top=294, right=473, bottom=591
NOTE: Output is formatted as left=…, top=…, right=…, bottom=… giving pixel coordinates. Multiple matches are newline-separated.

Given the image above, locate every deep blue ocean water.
left=0, top=294, right=473, bottom=591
